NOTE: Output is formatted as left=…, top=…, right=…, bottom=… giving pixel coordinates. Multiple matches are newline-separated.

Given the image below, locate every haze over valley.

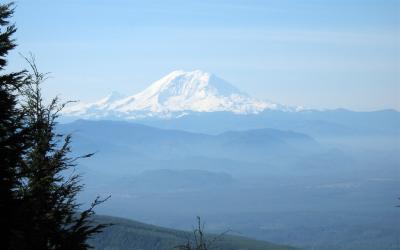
left=59, top=71, right=400, bottom=250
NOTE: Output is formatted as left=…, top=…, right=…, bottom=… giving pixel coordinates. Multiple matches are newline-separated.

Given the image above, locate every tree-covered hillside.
left=89, top=215, right=298, bottom=250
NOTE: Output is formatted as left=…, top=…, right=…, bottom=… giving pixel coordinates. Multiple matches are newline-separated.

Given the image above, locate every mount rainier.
left=63, top=70, right=290, bottom=120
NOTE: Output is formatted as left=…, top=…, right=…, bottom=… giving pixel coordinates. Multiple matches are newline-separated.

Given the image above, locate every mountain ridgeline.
left=61, top=69, right=399, bottom=138
left=60, top=119, right=318, bottom=164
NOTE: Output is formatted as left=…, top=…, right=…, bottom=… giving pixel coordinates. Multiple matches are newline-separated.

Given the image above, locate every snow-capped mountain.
left=63, top=70, right=286, bottom=119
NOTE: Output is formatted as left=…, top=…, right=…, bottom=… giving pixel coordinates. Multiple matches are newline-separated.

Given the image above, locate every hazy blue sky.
left=8, top=0, right=400, bottom=111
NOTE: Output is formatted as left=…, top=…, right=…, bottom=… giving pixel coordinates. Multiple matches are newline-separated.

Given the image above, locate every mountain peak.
left=154, top=70, right=214, bottom=92
left=64, top=70, right=284, bottom=119
left=166, top=69, right=211, bottom=77
left=144, top=70, right=244, bottom=102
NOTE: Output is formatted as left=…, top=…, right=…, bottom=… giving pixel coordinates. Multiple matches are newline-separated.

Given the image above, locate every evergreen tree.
left=17, top=54, right=109, bottom=250
left=0, top=2, right=108, bottom=249
left=0, top=2, right=29, bottom=249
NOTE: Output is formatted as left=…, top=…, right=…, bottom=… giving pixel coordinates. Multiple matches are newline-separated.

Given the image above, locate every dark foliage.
left=0, top=2, right=29, bottom=249
left=0, top=2, right=107, bottom=249
left=16, top=57, right=109, bottom=249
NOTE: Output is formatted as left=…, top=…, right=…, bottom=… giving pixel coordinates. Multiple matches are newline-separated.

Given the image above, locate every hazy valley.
left=59, top=110, right=399, bottom=249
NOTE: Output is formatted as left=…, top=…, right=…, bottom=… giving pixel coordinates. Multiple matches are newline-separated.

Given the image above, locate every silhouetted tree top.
left=0, top=2, right=108, bottom=249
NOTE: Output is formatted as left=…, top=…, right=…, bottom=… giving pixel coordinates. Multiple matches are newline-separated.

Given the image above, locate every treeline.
left=0, top=3, right=106, bottom=249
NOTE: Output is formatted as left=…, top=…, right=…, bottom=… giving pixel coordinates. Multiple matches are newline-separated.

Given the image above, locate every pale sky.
left=7, top=0, right=400, bottom=111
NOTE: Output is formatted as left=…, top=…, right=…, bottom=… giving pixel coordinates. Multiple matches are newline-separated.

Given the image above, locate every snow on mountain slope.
left=63, top=70, right=285, bottom=119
